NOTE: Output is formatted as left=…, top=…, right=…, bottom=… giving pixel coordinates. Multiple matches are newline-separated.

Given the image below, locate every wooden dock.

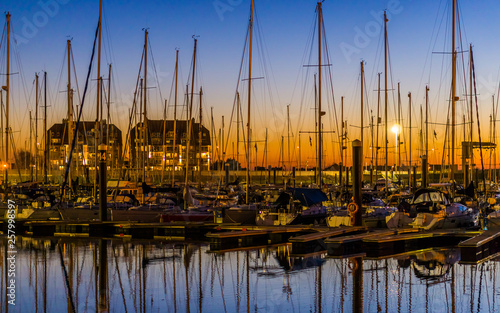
left=289, top=226, right=366, bottom=254
left=206, top=227, right=309, bottom=251
left=325, top=229, right=400, bottom=256
left=459, top=230, right=500, bottom=263
left=363, top=229, right=476, bottom=258
left=15, top=219, right=498, bottom=263
left=23, top=220, right=233, bottom=240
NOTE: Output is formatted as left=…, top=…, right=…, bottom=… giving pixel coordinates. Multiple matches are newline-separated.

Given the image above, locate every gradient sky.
left=2, top=0, right=500, bottom=168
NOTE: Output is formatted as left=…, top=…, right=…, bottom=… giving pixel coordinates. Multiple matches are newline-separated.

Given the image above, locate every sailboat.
left=222, top=0, right=262, bottom=225
left=386, top=0, right=479, bottom=230
left=257, top=2, right=339, bottom=226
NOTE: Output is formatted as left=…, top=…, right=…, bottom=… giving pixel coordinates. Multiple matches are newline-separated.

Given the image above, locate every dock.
left=363, top=229, right=477, bottom=258
left=10, top=219, right=497, bottom=262
left=459, top=229, right=500, bottom=263
left=289, top=226, right=366, bottom=254
left=206, top=226, right=310, bottom=251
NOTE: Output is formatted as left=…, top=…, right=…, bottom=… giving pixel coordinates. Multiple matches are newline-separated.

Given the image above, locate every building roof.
left=130, top=119, right=211, bottom=146
left=48, top=120, right=123, bottom=146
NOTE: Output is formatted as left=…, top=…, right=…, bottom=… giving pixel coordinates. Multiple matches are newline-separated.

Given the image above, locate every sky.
left=2, top=0, right=500, bottom=169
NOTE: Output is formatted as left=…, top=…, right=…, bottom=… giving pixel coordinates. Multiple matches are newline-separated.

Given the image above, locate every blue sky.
left=2, top=0, right=500, bottom=166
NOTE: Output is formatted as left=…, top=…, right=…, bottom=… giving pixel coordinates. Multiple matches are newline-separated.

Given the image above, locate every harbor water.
left=2, top=237, right=499, bottom=313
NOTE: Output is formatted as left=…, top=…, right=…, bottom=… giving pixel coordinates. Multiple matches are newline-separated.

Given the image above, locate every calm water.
left=1, top=237, right=499, bottom=313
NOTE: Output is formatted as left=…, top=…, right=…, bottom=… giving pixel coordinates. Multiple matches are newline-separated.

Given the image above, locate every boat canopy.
left=290, top=188, right=328, bottom=206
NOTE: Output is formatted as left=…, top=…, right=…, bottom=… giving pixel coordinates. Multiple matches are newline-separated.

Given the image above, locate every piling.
left=412, top=166, right=417, bottom=190
left=422, top=154, right=428, bottom=188
left=352, top=140, right=362, bottom=226
left=98, top=144, right=107, bottom=222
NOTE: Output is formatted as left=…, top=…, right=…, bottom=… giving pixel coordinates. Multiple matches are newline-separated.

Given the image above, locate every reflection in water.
left=1, top=238, right=499, bottom=312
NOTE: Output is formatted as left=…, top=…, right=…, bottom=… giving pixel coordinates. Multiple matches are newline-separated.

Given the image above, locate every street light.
left=392, top=124, right=400, bottom=174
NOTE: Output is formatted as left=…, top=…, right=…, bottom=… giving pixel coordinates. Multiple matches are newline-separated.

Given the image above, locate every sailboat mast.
left=143, top=29, right=149, bottom=178
left=94, top=0, right=102, bottom=200
left=245, top=0, right=254, bottom=204
left=451, top=0, right=457, bottom=184
left=237, top=92, right=240, bottom=171
left=139, top=78, right=144, bottom=182
left=30, top=111, right=33, bottom=180
left=371, top=112, right=374, bottom=186
left=265, top=128, right=268, bottom=171
left=185, top=37, right=197, bottom=193
left=469, top=45, right=474, bottom=184
left=425, top=86, right=429, bottom=158
left=317, top=1, right=323, bottom=186
left=162, top=99, right=167, bottom=182
left=360, top=61, right=364, bottom=145
left=172, top=49, right=179, bottom=187
left=5, top=13, right=10, bottom=186
left=376, top=73, right=381, bottom=182
left=44, top=71, right=48, bottom=184
left=397, top=82, right=401, bottom=173
left=384, top=10, right=388, bottom=191
left=408, top=92, right=412, bottom=187
left=107, top=64, right=111, bottom=147
left=340, top=96, right=344, bottom=189
left=210, top=107, right=214, bottom=171
left=198, top=87, right=203, bottom=186
left=287, top=104, right=290, bottom=171
left=97, top=0, right=102, bottom=122
left=67, top=39, right=73, bottom=190
left=35, top=73, right=39, bottom=181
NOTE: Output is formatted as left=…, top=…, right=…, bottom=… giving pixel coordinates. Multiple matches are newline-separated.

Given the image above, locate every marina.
left=3, top=0, right=500, bottom=311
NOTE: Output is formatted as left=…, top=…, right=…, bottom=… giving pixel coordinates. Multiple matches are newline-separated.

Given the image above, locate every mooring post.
left=339, top=162, right=343, bottom=190
left=352, top=140, right=362, bottom=226
left=98, top=144, right=107, bottom=222
left=346, top=167, right=350, bottom=191
left=292, top=167, right=296, bottom=188
left=408, top=165, right=412, bottom=191
left=422, top=155, right=428, bottom=188
left=225, top=163, right=229, bottom=186
left=412, top=166, right=417, bottom=190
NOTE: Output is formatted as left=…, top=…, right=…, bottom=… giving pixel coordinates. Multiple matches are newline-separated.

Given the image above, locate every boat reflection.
left=396, top=248, right=460, bottom=281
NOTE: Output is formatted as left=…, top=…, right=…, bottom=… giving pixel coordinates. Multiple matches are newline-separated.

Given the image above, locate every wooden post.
left=352, top=140, right=363, bottom=226
left=98, top=144, right=107, bottom=221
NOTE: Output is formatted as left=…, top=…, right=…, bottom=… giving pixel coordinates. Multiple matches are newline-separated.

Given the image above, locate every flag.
left=254, top=143, right=257, bottom=152
left=309, top=136, right=312, bottom=146
left=434, top=130, right=437, bottom=139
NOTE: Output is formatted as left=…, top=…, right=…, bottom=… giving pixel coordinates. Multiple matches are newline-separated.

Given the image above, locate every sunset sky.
left=2, top=0, right=500, bottom=169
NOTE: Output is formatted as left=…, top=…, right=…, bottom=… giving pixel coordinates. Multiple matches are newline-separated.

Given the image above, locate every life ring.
left=348, top=258, right=359, bottom=271
left=347, top=202, right=359, bottom=215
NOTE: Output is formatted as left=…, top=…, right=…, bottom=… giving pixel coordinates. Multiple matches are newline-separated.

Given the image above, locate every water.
left=2, top=237, right=499, bottom=313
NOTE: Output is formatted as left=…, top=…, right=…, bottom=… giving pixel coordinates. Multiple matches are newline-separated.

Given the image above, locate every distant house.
left=47, top=119, right=122, bottom=171
left=129, top=119, right=211, bottom=172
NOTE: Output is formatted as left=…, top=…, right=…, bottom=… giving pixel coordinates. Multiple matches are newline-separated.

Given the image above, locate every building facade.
left=47, top=119, right=122, bottom=172
left=129, top=119, right=211, bottom=173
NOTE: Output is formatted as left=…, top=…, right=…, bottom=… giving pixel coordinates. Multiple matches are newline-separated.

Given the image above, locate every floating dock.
left=6, top=219, right=496, bottom=262
left=459, top=229, right=500, bottom=263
